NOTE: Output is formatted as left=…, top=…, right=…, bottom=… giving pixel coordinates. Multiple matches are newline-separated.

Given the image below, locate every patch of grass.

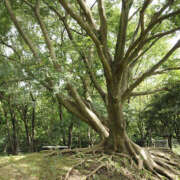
left=0, top=152, right=80, bottom=180
left=173, top=144, right=180, bottom=155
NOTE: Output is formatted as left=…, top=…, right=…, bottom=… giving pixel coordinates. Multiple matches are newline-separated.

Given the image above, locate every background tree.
left=142, top=79, right=180, bottom=148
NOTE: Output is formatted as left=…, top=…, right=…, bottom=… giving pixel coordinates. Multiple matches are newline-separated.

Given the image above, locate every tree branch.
left=139, top=0, right=153, bottom=33
left=125, top=0, right=176, bottom=62
left=0, top=53, right=17, bottom=62
left=150, top=0, right=173, bottom=22
left=82, top=54, right=107, bottom=104
left=128, top=7, right=140, bottom=21
left=66, top=83, right=109, bottom=138
left=59, top=0, right=99, bottom=45
left=0, top=39, right=21, bottom=59
left=5, top=0, right=39, bottom=59
left=77, top=0, right=97, bottom=31
left=34, top=0, right=56, bottom=62
left=97, top=0, right=107, bottom=46
left=90, top=0, right=97, bottom=9
left=114, top=0, right=132, bottom=63
left=152, top=66, right=180, bottom=75
left=47, top=4, right=107, bottom=104
left=123, top=39, right=180, bottom=100
left=55, top=93, right=102, bottom=132
left=129, top=17, right=141, bottom=46
left=146, top=27, right=180, bottom=42
left=56, top=94, right=88, bottom=122
left=130, top=87, right=168, bottom=97
left=23, top=0, right=34, bottom=8
left=46, top=4, right=73, bottom=41
left=59, top=0, right=112, bottom=82
left=130, top=37, right=160, bottom=69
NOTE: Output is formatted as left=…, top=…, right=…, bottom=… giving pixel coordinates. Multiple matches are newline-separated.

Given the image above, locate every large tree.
left=1, top=0, right=180, bottom=178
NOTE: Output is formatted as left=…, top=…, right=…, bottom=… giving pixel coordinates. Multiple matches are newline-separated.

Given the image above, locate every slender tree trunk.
left=57, top=103, right=67, bottom=146
left=31, top=100, right=36, bottom=152
left=88, top=128, right=91, bottom=147
left=19, top=105, right=31, bottom=151
left=78, top=134, right=81, bottom=148
left=24, top=120, right=31, bottom=151
left=3, top=109, right=13, bottom=154
left=168, top=135, right=172, bottom=149
left=10, top=110, right=18, bottom=155
left=68, top=122, right=73, bottom=148
left=62, top=131, right=66, bottom=146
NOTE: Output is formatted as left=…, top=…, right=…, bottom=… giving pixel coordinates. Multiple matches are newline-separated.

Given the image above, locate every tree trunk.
left=10, top=111, right=18, bottom=155
left=88, top=128, right=91, bottom=147
left=58, top=103, right=67, bottom=146
left=21, top=106, right=31, bottom=152
left=105, top=85, right=128, bottom=152
left=31, top=100, right=36, bottom=152
left=24, top=120, right=31, bottom=151
left=62, top=131, right=66, bottom=146
left=3, top=109, right=13, bottom=154
left=68, top=122, right=73, bottom=148
left=168, top=135, right=172, bottom=149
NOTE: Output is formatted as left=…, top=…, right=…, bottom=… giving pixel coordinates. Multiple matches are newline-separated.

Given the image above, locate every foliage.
left=142, top=80, right=180, bottom=139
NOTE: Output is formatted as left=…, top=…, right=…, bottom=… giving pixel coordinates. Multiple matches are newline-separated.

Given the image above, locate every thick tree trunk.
left=105, top=84, right=128, bottom=152
left=101, top=93, right=156, bottom=170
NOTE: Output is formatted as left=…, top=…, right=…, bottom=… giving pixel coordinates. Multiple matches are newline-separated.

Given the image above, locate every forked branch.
left=123, top=39, right=180, bottom=100
left=77, top=0, right=97, bottom=31
left=125, top=0, right=177, bottom=62
left=59, top=0, right=112, bottom=81
left=47, top=5, right=107, bottom=103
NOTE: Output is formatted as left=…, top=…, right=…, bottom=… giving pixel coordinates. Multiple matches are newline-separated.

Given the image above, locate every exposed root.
left=154, top=165, right=176, bottom=180
left=134, top=148, right=180, bottom=179
left=85, top=163, right=106, bottom=180
left=65, top=159, right=86, bottom=180
left=45, top=142, right=105, bottom=157
left=108, top=139, right=180, bottom=180
left=44, top=141, right=180, bottom=180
